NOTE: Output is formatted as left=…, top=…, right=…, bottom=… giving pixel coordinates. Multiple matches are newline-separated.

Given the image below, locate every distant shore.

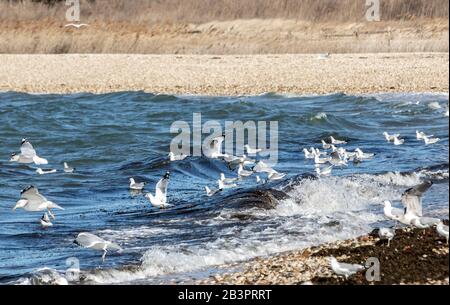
left=0, top=53, right=448, bottom=95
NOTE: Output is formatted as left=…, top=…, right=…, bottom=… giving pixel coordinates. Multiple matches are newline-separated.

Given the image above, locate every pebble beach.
left=0, top=53, right=448, bottom=96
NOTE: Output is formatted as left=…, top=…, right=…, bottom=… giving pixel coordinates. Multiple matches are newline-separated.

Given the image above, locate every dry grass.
left=1, top=0, right=448, bottom=23
left=0, top=0, right=448, bottom=54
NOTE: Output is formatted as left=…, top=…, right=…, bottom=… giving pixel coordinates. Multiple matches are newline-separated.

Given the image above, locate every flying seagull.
left=401, top=180, right=433, bottom=220
left=13, top=186, right=64, bottom=219
left=10, top=139, right=48, bottom=165
left=145, top=172, right=171, bottom=208
left=74, top=232, right=122, bottom=262
left=64, top=23, right=89, bottom=29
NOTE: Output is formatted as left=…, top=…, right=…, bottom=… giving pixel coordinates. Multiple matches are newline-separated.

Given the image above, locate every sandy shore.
left=0, top=53, right=448, bottom=95
left=198, top=223, right=449, bottom=285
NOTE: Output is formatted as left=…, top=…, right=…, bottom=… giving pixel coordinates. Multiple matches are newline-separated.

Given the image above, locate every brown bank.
left=199, top=222, right=449, bottom=285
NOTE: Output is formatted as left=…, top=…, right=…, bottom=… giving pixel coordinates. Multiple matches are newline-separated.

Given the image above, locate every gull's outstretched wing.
left=21, top=186, right=47, bottom=203
left=401, top=181, right=433, bottom=217
left=20, top=141, right=37, bottom=159
left=76, top=233, right=106, bottom=249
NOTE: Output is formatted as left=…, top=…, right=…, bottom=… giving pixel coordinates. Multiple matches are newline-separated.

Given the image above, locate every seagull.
left=36, top=168, right=57, bottom=175
left=10, top=139, right=48, bottom=165
left=428, top=102, right=442, bottom=110
left=204, top=135, right=226, bottom=159
left=383, top=132, right=400, bottom=143
left=129, top=178, right=146, bottom=191
left=354, top=148, right=374, bottom=160
left=267, top=170, right=286, bottom=181
left=244, top=145, right=263, bottom=154
left=74, top=232, right=122, bottom=262
left=377, top=228, right=395, bottom=247
left=145, top=172, right=171, bottom=209
left=13, top=186, right=64, bottom=219
left=329, top=151, right=348, bottom=167
left=321, top=140, right=332, bottom=150
left=416, top=130, right=428, bottom=140
left=423, top=135, right=440, bottom=145
left=314, top=155, right=331, bottom=165
left=256, top=175, right=266, bottom=184
left=252, top=160, right=274, bottom=174
left=393, top=135, right=405, bottom=146
left=329, top=257, right=365, bottom=279
left=168, top=152, right=188, bottom=162
left=218, top=179, right=237, bottom=190
left=64, top=23, right=89, bottom=29
left=383, top=200, right=404, bottom=222
left=205, top=186, right=222, bottom=197
left=303, top=148, right=316, bottom=159
left=436, top=222, right=449, bottom=244
left=40, top=213, right=53, bottom=228
left=401, top=180, right=433, bottom=220
left=63, top=162, right=75, bottom=173
left=317, top=53, right=330, bottom=60
left=238, top=163, right=253, bottom=178
left=330, top=136, right=347, bottom=145
left=220, top=173, right=238, bottom=184
left=315, top=166, right=333, bottom=177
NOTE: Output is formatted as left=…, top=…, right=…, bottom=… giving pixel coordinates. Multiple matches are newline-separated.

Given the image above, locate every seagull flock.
left=8, top=123, right=448, bottom=268
left=302, top=131, right=446, bottom=280
left=8, top=135, right=286, bottom=262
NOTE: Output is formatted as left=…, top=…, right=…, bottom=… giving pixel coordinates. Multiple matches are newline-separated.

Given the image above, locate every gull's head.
left=10, top=153, right=19, bottom=162
left=244, top=144, right=249, bottom=149
left=168, top=152, right=174, bottom=157
left=21, top=138, right=27, bottom=145
left=383, top=200, right=392, bottom=209
left=220, top=173, right=225, bottom=180
left=315, top=168, right=321, bottom=174
left=64, top=162, right=68, bottom=168
left=329, top=257, right=338, bottom=266
left=355, top=148, right=362, bottom=153
left=129, top=178, right=135, bottom=183
left=217, top=180, right=225, bottom=189
left=163, top=172, right=170, bottom=179
left=13, top=199, right=28, bottom=211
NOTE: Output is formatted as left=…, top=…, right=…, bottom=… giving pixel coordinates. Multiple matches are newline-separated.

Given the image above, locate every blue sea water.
left=0, top=91, right=448, bottom=284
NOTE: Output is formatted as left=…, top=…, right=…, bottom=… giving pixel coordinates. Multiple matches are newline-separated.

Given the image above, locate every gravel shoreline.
left=0, top=53, right=448, bottom=96
left=199, top=223, right=449, bottom=285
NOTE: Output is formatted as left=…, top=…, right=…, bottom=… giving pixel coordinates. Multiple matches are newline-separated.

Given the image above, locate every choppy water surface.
left=0, top=91, right=448, bottom=284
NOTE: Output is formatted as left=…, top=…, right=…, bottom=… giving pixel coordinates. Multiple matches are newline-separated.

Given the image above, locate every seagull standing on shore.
left=13, top=186, right=64, bottom=219
left=329, top=257, right=365, bottom=279
left=436, top=222, right=449, bottom=244
left=145, top=172, right=171, bottom=208
left=10, top=139, right=48, bottom=165
left=377, top=228, right=395, bottom=247
left=129, top=178, right=146, bottom=191
left=74, top=233, right=122, bottom=262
